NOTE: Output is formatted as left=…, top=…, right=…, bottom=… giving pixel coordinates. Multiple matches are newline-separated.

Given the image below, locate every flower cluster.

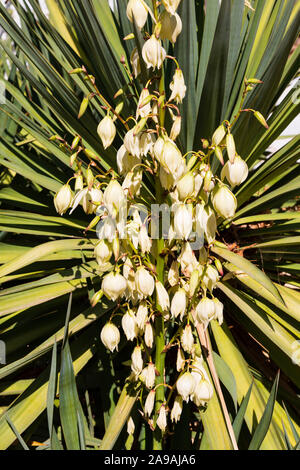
left=53, top=0, right=267, bottom=435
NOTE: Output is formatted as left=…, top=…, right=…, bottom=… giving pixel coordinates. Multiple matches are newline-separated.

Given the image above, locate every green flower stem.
left=153, top=177, right=165, bottom=450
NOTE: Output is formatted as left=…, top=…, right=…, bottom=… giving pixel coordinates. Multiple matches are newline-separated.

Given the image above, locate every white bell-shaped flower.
left=171, top=396, right=183, bottom=423
left=213, top=185, right=237, bottom=219
left=156, top=404, right=167, bottom=432
left=168, top=260, right=179, bottom=287
left=144, top=389, right=155, bottom=416
left=169, top=69, right=186, bottom=104
left=131, top=345, right=143, bottom=377
left=54, top=184, right=73, bottom=215
left=159, top=10, right=182, bottom=43
left=130, top=47, right=141, bottom=78
left=117, top=145, right=140, bottom=175
left=174, top=203, right=193, bottom=240
left=180, top=324, right=194, bottom=354
left=122, top=309, right=139, bottom=341
left=136, top=300, right=148, bottom=330
left=100, top=322, right=120, bottom=352
left=135, top=266, right=155, bottom=298
left=142, top=35, right=166, bottom=70
left=176, top=172, right=195, bottom=200
left=136, top=88, right=152, bottom=119
left=103, top=180, right=127, bottom=215
left=97, top=115, right=116, bottom=149
left=221, top=155, right=248, bottom=187
left=94, top=240, right=112, bottom=266
left=176, top=347, right=185, bottom=371
left=162, top=0, right=181, bottom=14
left=195, top=297, right=216, bottom=327
left=144, top=321, right=154, bottom=348
left=126, top=0, right=148, bottom=29
left=170, top=288, right=187, bottom=319
left=178, top=242, right=199, bottom=277
left=124, top=128, right=141, bottom=157
left=176, top=371, right=196, bottom=402
left=101, top=271, right=127, bottom=301
left=155, top=281, right=170, bottom=311
left=140, top=362, right=156, bottom=388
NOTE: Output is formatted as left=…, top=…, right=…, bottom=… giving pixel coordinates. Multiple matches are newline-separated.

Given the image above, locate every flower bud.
left=168, top=260, right=179, bottom=287
left=126, top=0, right=148, bottom=29
left=169, top=69, right=186, bottom=104
left=144, top=321, right=154, bottom=348
left=101, top=271, right=127, bottom=301
left=136, top=300, right=149, bottom=330
left=100, top=322, right=120, bottom=352
left=97, top=115, right=116, bottom=149
left=122, top=309, right=139, bottom=341
left=54, top=184, right=73, bottom=215
left=221, top=155, right=248, bottom=187
left=212, top=124, right=226, bottom=146
left=155, top=281, right=170, bottom=311
left=159, top=10, right=182, bottom=43
left=156, top=404, right=167, bottom=432
left=173, top=203, right=193, bottom=240
left=144, top=389, right=155, bottom=416
left=181, top=324, right=194, bottom=354
left=171, top=396, right=183, bottom=423
left=253, top=110, right=269, bottom=129
left=131, top=345, right=143, bottom=377
left=130, top=47, right=141, bottom=78
left=170, top=288, right=187, bottom=319
left=91, top=289, right=103, bottom=307
left=226, top=133, right=236, bottom=163
left=142, top=35, right=166, bottom=70
left=176, top=371, right=195, bottom=402
left=162, top=0, right=181, bottom=14
left=135, top=266, right=155, bottom=298
left=213, top=185, right=237, bottom=219
left=94, top=240, right=112, bottom=265
left=176, top=172, right=195, bottom=200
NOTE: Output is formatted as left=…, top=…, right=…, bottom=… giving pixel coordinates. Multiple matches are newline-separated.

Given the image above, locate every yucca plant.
left=0, top=0, right=299, bottom=451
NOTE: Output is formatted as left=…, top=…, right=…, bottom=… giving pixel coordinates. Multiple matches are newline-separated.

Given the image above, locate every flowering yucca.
left=3, top=0, right=298, bottom=452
